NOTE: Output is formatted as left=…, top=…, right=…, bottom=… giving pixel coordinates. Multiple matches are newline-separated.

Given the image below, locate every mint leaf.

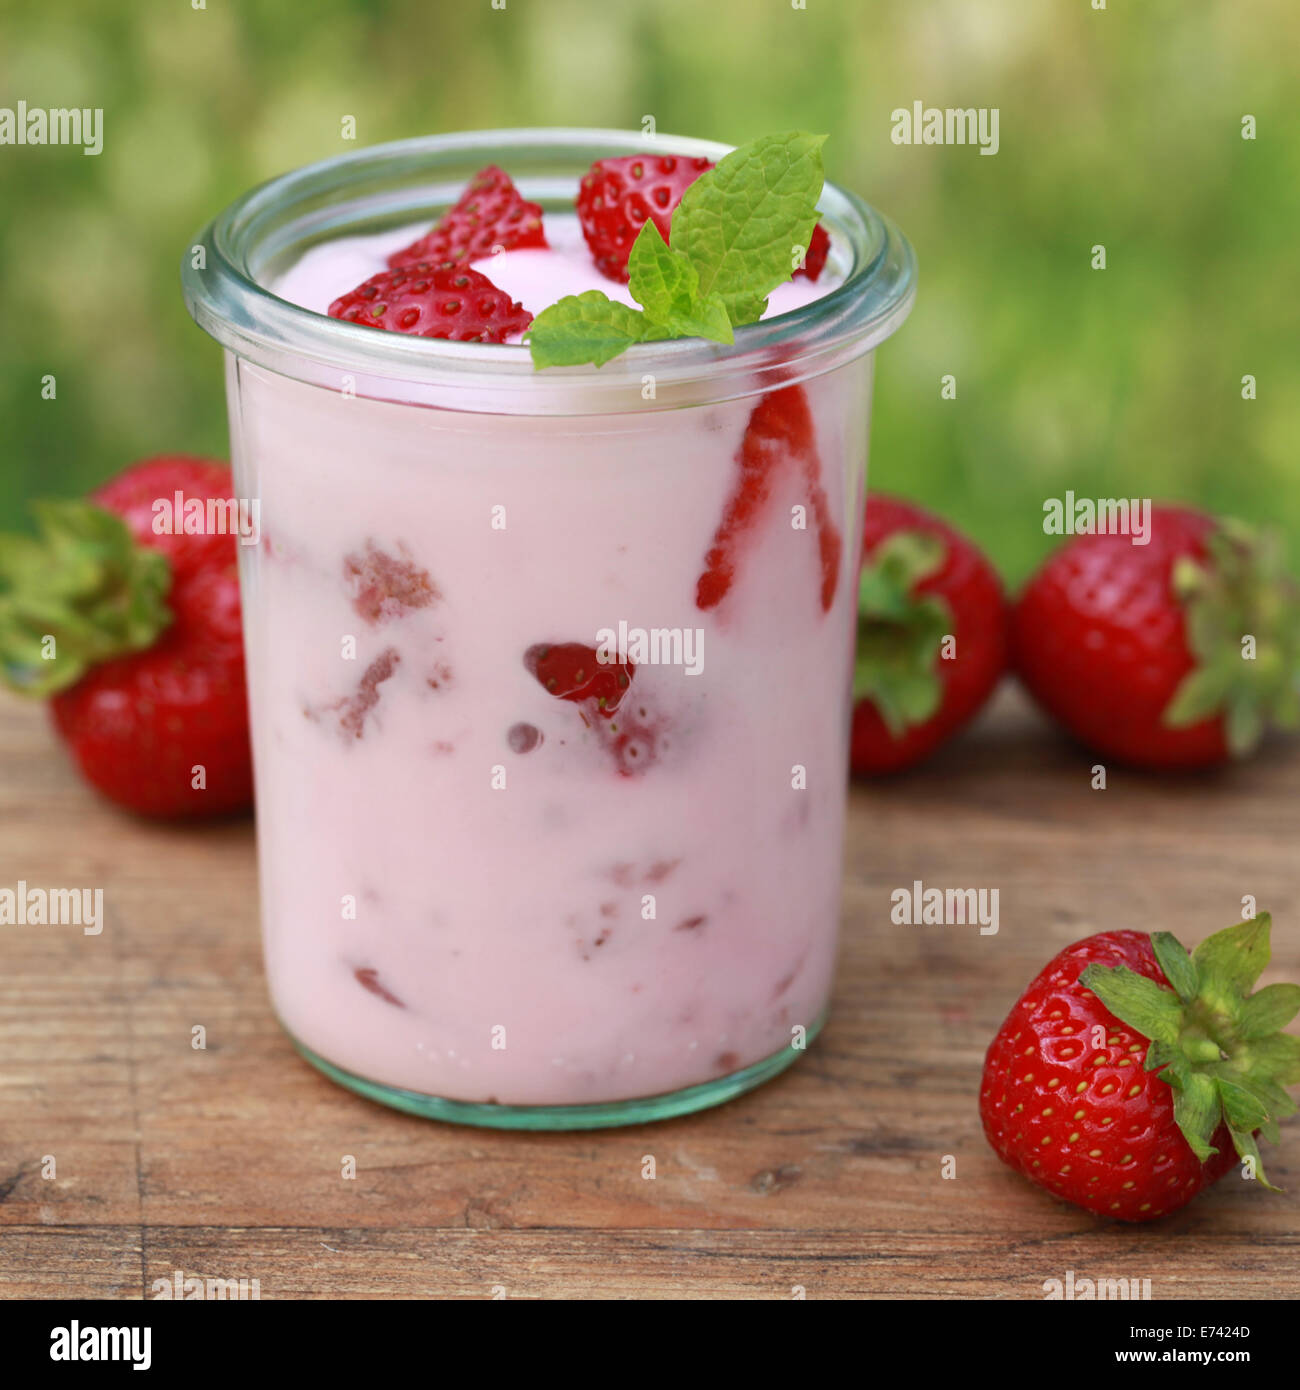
left=627, top=222, right=733, bottom=346
left=525, top=291, right=651, bottom=368
left=659, top=291, right=733, bottom=345
left=671, top=130, right=826, bottom=325
left=528, top=129, right=826, bottom=368
left=626, top=220, right=698, bottom=322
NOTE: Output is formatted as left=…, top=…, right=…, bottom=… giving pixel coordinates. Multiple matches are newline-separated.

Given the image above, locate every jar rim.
left=181, top=128, right=916, bottom=415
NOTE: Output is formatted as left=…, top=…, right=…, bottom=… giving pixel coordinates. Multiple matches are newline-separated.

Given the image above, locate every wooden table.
left=2, top=688, right=1297, bottom=1300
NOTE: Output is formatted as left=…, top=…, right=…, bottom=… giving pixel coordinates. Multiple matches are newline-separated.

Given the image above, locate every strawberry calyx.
left=1081, top=913, right=1300, bottom=1190
left=852, top=529, right=951, bottom=737
left=0, top=500, right=172, bottom=697
left=1163, top=519, right=1300, bottom=754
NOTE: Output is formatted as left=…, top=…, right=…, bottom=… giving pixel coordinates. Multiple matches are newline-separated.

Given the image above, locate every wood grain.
left=2, top=689, right=1298, bottom=1300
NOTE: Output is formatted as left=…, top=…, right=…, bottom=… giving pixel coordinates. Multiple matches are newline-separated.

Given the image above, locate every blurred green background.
left=1, top=0, right=1295, bottom=582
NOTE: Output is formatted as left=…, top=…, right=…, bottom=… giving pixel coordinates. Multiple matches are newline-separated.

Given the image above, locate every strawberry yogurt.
left=183, top=131, right=915, bottom=1123
left=276, top=213, right=830, bottom=336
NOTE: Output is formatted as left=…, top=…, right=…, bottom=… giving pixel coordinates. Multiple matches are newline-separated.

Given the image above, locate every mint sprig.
left=626, top=222, right=734, bottom=344
left=526, top=130, right=826, bottom=369
left=671, top=130, right=826, bottom=325
left=520, top=291, right=651, bottom=368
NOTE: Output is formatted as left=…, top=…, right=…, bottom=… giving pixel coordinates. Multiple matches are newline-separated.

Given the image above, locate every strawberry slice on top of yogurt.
left=290, top=158, right=832, bottom=344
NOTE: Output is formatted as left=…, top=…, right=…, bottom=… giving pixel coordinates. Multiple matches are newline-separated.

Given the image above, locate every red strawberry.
left=328, top=261, right=531, bottom=343
left=850, top=495, right=1007, bottom=774
left=696, top=385, right=841, bottom=615
left=524, top=642, right=634, bottom=717
left=344, top=542, right=438, bottom=625
left=795, top=221, right=831, bottom=281
left=387, top=164, right=546, bottom=269
left=354, top=966, right=405, bottom=1007
left=576, top=150, right=831, bottom=286
left=1013, top=506, right=1300, bottom=769
left=523, top=642, right=666, bottom=775
left=576, top=153, right=714, bottom=283
left=0, top=456, right=252, bottom=818
left=605, top=703, right=664, bottom=778
left=980, top=915, right=1299, bottom=1221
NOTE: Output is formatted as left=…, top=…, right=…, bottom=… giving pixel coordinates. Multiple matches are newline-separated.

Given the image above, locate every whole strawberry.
left=980, top=916, right=1300, bottom=1221
left=1013, top=506, right=1300, bottom=768
left=850, top=495, right=1007, bottom=774
left=0, top=456, right=253, bottom=818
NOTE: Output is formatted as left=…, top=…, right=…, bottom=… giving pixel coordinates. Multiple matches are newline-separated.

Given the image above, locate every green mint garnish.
left=522, top=291, right=651, bottom=368
left=625, top=222, right=734, bottom=345
left=526, top=129, right=826, bottom=369
left=670, top=130, right=826, bottom=325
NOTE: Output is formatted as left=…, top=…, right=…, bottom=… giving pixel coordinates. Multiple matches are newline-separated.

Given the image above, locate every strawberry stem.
left=852, top=529, right=951, bottom=737
left=1163, top=520, right=1300, bottom=754
left=1082, top=913, right=1300, bottom=1189
left=0, top=500, right=172, bottom=697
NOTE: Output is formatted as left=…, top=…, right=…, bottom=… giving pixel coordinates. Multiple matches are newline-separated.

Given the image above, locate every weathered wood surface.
left=1, top=689, right=1297, bottom=1299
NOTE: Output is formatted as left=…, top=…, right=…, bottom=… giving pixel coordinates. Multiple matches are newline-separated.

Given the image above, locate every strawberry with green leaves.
left=0, top=456, right=253, bottom=818
left=851, top=495, right=1007, bottom=774
left=1013, top=507, right=1300, bottom=768
left=981, top=914, right=1300, bottom=1221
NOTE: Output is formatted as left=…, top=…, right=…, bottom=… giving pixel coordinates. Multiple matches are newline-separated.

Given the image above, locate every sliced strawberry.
left=344, top=543, right=438, bottom=625
left=795, top=222, right=831, bottom=281
left=801, top=439, right=842, bottom=613
left=695, top=385, right=841, bottom=614
left=576, top=153, right=714, bottom=283
left=524, top=642, right=633, bottom=716
left=387, top=165, right=546, bottom=269
left=335, top=648, right=400, bottom=740
left=576, top=151, right=830, bottom=286
left=523, top=642, right=667, bottom=775
left=354, top=966, right=405, bottom=1007
left=328, top=261, right=531, bottom=343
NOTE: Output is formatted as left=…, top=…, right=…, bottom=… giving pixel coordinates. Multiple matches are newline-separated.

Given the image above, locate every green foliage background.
left=1, top=0, right=1295, bottom=581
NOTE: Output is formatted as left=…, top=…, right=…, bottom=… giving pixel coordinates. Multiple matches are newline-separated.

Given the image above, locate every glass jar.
left=182, top=129, right=915, bottom=1128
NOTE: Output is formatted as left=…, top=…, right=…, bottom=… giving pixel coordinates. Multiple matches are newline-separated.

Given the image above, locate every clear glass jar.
left=182, top=129, right=915, bottom=1128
